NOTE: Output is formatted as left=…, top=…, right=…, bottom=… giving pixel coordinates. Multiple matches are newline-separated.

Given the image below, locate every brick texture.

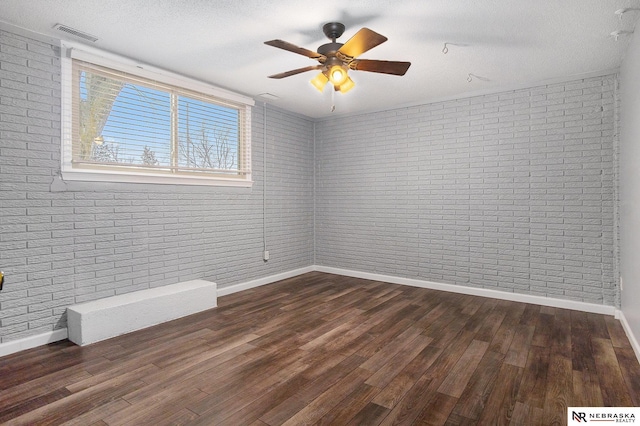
left=315, top=76, right=617, bottom=306
left=0, top=25, right=620, bottom=346
left=0, top=29, right=314, bottom=343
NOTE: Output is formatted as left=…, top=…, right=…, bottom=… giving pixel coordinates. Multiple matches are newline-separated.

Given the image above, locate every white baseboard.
left=314, top=265, right=617, bottom=316
left=617, top=310, right=640, bottom=363
left=0, top=267, right=313, bottom=358
left=0, top=328, right=68, bottom=358
left=0, top=264, right=625, bottom=359
left=217, top=266, right=315, bottom=297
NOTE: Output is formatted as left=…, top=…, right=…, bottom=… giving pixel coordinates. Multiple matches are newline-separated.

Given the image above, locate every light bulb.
left=329, top=65, right=348, bottom=86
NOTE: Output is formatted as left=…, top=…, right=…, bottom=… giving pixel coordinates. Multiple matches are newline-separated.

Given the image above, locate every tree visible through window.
left=177, top=96, right=240, bottom=172
left=69, top=59, right=250, bottom=182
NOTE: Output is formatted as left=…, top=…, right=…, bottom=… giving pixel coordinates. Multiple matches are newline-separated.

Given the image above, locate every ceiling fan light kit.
left=265, top=22, right=411, bottom=95
left=338, top=76, right=355, bottom=93
left=329, top=65, right=347, bottom=85
left=310, top=72, right=329, bottom=91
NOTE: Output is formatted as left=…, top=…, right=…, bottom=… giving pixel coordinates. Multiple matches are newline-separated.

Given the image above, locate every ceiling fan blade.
left=338, top=28, right=387, bottom=59
left=264, top=39, right=324, bottom=60
left=350, top=59, right=411, bottom=76
left=268, top=65, right=323, bottom=79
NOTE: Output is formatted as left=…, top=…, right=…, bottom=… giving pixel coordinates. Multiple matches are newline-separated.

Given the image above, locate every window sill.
left=60, top=169, right=253, bottom=187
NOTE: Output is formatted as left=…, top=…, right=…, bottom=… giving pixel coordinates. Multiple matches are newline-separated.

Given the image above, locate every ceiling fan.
left=264, top=22, right=411, bottom=94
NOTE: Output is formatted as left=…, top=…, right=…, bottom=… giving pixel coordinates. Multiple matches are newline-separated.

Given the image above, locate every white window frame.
left=60, top=42, right=254, bottom=187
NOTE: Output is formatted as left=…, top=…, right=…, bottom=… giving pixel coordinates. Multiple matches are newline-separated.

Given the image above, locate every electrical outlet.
left=263, top=250, right=270, bottom=261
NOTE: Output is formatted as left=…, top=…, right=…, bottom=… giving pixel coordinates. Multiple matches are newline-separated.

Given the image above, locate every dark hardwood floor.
left=1, top=272, right=639, bottom=425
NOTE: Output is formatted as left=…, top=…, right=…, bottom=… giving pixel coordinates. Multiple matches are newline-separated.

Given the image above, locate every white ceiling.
left=1, top=0, right=639, bottom=118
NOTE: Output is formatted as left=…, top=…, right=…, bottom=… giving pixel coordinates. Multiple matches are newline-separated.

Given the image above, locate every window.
left=61, top=44, right=254, bottom=186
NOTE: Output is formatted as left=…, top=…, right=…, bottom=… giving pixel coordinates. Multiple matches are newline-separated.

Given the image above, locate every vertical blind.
left=71, top=59, right=251, bottom=178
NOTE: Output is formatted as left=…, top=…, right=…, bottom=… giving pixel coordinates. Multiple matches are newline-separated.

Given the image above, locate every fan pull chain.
left=331, top=89, right=336, bottom=112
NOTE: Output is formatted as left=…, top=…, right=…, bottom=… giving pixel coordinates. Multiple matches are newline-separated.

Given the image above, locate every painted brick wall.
left=315, top=76, right=618, bottom=306
left=0, top=28, right=314, bottom=343
left=0, top=24, right=621, bottom=346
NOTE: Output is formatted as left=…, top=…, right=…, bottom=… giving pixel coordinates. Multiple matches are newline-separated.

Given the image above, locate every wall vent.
left=258, top=93, right=280, bottom=100
left=53, top=24, right=98, bottom=42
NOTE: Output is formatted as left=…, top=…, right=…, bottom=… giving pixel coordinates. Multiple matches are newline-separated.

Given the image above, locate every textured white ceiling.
left=1, top=0, right=639, bottom=118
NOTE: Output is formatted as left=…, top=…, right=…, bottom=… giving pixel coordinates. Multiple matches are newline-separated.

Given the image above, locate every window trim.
left=60, top=42, right=255, bottom=187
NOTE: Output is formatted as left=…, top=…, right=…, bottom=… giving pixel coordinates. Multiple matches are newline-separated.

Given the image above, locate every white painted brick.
left=316, top=75, right=616, bottom=307
left=0, top=28, right=314, bottom=344
left=0, top=26, right=618, bottom=345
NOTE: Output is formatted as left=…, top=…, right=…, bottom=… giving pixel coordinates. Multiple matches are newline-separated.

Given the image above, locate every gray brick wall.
left=0, top=29, right=314, bottom=343
left=315, top=76, right=618, bottom=306
left=0, top=24, right=621, bottom=347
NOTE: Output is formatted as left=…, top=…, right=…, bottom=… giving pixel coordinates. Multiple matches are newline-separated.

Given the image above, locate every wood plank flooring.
left=1, top=272, right=639, bottom=425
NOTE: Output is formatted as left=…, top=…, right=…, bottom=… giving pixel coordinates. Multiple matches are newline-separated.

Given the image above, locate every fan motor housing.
left=318, top=42, right=344, bottom=57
